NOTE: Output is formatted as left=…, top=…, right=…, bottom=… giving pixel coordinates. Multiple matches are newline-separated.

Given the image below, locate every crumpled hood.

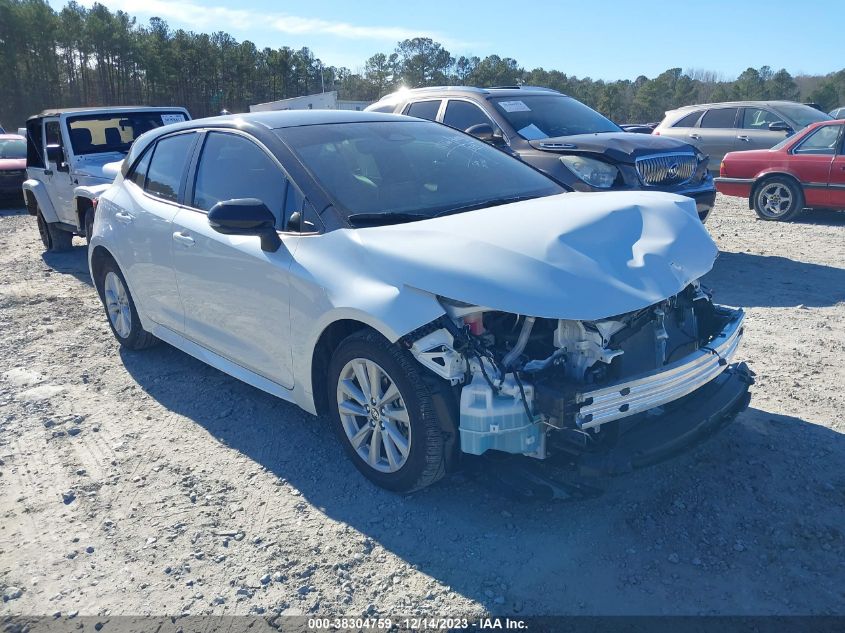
left=352, top=191, right=717, bottom=321
left=72, top=153, right=125, bottom=181
left=529, top=132, right=696, bottom=163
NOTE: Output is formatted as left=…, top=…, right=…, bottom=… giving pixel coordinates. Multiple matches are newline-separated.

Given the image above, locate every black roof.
left=195, top=109, right=408, bottom=130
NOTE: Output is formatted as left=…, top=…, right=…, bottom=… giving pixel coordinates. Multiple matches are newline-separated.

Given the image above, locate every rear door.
left=696, top=107, right=740, bottom=165
left=170, top=130, right=299, bottom=388
left=116, top=131, right=198, bottom=332
left=737, top=107, right=791, bottom=151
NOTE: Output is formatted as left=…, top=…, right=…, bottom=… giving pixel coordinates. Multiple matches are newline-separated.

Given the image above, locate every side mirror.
left=208, top=198, right=281, bottom=252
left=46, top=144, right=68, bottom=170
left=465, top=123, right=506, bottom=145
left=768, top=121, right=793, bottom=133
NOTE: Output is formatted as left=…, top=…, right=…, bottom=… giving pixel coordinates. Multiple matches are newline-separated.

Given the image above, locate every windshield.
left=0, top=138, right=26, bottom=159
left=491, top=95, right=622, bottom=140
left=66, top=111, right=188, bottom=156
left=771, top=103, right=832, bottom=129
left=278, top=121, right=563, bottom=226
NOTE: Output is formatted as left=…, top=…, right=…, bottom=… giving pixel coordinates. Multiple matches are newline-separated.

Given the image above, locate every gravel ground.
left=0, top=194, right=843, bottom=618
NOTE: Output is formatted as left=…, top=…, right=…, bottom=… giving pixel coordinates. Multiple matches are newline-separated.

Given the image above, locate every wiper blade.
left=433, top=194, right=544, bottom=218
left=347, top=212, right=430, bottom=227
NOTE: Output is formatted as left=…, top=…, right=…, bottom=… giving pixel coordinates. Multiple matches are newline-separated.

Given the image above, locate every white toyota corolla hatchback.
left=88, top=110, right=752, bottom=492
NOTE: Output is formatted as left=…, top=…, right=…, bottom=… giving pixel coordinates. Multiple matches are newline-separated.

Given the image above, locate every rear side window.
left=442, top=100, right=490, bottom=132
left=144, top=133, right=196, bottom=203
left=700, top=108, right=739, bottom=129
left=192, top=132, right=287, bottom=227
left=405, top=100, right=441, bottom=121
left=673, top=110, right=703, bottom=127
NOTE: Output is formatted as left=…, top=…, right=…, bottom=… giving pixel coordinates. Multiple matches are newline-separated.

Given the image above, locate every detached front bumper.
left=575, top=307, right=745, bottom=430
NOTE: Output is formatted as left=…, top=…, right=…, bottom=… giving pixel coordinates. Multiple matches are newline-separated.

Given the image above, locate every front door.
left=828, top=128, right=845, bottom=208
left=170, top=131, right=298, bottom=388
left=737, top=107, right=791, bottom=151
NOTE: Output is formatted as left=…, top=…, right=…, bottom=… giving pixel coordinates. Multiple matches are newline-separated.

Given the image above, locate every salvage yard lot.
left=1, top=194, right=843, bottom=617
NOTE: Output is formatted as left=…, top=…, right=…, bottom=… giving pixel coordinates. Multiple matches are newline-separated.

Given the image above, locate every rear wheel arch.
left=750, top=172, right=802, bottom=205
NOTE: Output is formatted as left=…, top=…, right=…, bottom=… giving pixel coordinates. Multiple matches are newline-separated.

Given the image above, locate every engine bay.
left=404, top=281, right=744, bottom=459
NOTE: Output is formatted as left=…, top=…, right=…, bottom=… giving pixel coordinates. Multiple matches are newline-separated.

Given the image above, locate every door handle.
left=172, top=231, right=195, bottom=247
left=737, top=135, right=751, bottom=142
left=689, top=133, right=701, bottom=140
left=114, top=211, right=134, bottom=224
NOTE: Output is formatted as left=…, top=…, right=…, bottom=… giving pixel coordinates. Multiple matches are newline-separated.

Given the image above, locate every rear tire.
left=95, top=259, right=157, bottom=350
left=327, top=330, right=450, bottom=493
left=753, top=177, right=804, bottom=221
left=36, top=208, right=73, bottom=252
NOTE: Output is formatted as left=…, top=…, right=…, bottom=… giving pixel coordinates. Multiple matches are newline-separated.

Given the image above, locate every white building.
left=250, top=91, right=371, bottom=113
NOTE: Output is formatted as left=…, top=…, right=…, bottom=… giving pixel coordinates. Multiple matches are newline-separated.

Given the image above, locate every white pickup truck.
left=22, top=106, right=190, bottom=251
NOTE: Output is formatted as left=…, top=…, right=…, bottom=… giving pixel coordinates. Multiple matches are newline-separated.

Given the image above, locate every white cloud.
left=77, top=0, right=474, bottom=49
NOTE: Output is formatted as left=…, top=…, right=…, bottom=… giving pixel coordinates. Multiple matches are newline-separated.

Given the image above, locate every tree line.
left=2, top=0, right=845, bottom=130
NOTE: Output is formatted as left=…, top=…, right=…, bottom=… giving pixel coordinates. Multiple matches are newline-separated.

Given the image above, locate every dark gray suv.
left=367, top=86, right=717, bottom=222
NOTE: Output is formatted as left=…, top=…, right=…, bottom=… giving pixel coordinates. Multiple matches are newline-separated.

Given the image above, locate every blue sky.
left=74, top=0, right=843, bottom=80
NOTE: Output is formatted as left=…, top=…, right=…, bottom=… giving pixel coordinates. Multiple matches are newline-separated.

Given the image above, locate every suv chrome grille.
left=636, top=153, right=697, bottom=187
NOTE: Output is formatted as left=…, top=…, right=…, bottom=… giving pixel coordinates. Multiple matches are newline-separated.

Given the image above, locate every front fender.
left=21, top=179, right=59, bottom=222
left=74, top=183, right=111, bottom=204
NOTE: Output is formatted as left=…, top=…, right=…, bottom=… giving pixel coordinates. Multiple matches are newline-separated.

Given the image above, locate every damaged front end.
left=402, top=282, right=752, bottom=471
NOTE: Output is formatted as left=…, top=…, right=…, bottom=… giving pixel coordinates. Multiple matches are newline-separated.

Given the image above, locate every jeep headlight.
left=559, top=155, right=619, bottom=188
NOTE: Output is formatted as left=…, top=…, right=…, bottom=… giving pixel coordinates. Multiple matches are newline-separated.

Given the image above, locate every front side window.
left=700, top=108, right=739, bottom=129
left=741, top=108, right=783, bottom=130
left=405, top=100, right=441, bottom=121
left=442, top=100, right=490, bottom=133
left=793, top=125, right=843, bottom=155
left=491, top=95, right=621, bottom=140
left=192, top=132, right=287, bottom=227
left=144, top=133, right=196, bottom=203
left=277, top=120, right=562, bottom=226
left=66, top=111, right=188, bottom=156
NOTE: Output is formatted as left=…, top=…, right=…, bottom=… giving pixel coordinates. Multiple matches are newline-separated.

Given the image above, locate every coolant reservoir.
left=458, top=372, right=543, bottom=457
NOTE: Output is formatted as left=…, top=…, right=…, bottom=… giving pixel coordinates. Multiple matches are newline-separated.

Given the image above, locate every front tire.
left=84, top=206, right=95, bottom=246
left=95, top=260, right=157, bottom=350
left=36, top=209, right=73, bottom=252
left=753, top=177, right=804, bottom=221
left=327, top=331, right=450, bottom=493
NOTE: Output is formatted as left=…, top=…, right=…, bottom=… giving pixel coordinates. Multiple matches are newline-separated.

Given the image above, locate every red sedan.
left=715, top=119, right=845, bottom=221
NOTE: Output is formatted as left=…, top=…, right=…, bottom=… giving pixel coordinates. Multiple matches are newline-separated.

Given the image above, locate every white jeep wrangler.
left=22, top=106, right=190, bottom=251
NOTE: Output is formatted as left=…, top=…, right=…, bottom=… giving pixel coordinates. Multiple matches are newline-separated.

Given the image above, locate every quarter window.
left=405, top=100, right=441, bottom=121
left=793, top=125, right=843, bottom=155
left=442, top=100, right=491, bottom=133
left=700, top=108, right=739, bottom=129
left=192, top=132, right=287, bottom=227
left=673, top=110, right=703, bottom=127
left=144, top=133, right=196, bottom=203
left=128, top=147, right=153, bottom=188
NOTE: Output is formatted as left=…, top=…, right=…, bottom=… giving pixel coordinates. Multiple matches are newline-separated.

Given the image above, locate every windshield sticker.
left=498, top=100, right=531, bottom=113
left=161, top=113, right=186, bottom=125
left=517, top=124, right=547, bottom=140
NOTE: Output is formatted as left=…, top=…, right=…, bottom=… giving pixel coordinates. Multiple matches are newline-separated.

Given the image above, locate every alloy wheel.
left=336, top=358, right=412, bottom=473
left=103, top=271, right=132, bottom=338
left=757, top=182, right=794, bottom=218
